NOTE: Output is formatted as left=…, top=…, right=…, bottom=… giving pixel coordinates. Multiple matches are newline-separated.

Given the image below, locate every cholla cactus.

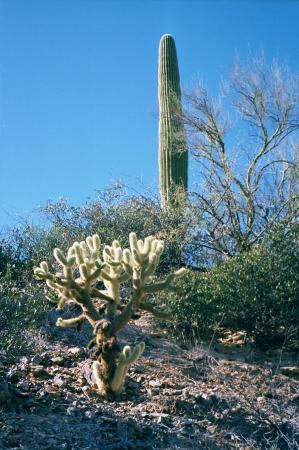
left=34, top=232, right=186, bottom=397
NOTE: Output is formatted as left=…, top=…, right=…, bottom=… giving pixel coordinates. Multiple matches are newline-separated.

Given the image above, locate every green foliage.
left=39, top=186, right=190, bottom=274
left=1, top=183, right=296, bottom=356
left=0, top=218, right=81, bottom=352
left=163, top=225, right=299, bottom=349
left=0, top=186, right=191, bottom=356
left=0, top=277, right=47, bottom=351
left=0, top=229, right=62, bottom=352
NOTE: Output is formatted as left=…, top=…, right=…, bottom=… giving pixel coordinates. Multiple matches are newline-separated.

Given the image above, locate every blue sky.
left=1, top=0, right=299, bottom=229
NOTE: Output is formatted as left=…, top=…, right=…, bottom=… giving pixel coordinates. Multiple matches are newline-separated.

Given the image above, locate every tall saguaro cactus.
left=158, top=34, right=188, bottom=208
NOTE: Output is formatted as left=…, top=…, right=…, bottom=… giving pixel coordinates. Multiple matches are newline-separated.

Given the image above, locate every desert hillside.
left=1, top=312, right=298, bottom=450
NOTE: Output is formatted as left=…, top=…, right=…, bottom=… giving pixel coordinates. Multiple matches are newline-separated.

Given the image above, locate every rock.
left=19, top=356, right=29, bottom=366
left=281, top=366, right=299, bottom=379
left=66, top=406, right=76, bottom=415
left=50, top=356, right=65, bottom=366
left=68, top=347, right=83, bottom=357
left=84, top=410, right=95, bottom=419
left=53, top=375, right=64, bottom=387
left=82, top=385, right=92, bottom=394
left=7, top=368, right=24, bottom=382
left=17, top=380, right=30, bottom=391
left=31, top=355, right=43, bottom=365
left=180, top=418, right=193, bottom=426
left=194, top=393, right=214, bottom=407
left=30, top=365, right=48, bottom=377
left=81, top=360, right=96, bottom=386
left=149, top=380, right=161, bottom=388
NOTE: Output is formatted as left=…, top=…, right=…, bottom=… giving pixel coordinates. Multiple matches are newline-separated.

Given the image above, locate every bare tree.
left=182, top=56, right=299, bottom=264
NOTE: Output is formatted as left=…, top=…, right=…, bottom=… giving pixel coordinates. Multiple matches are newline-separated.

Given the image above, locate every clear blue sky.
left=1, top=0, right=298, bottom=229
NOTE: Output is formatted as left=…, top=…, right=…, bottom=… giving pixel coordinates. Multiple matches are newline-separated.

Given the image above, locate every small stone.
left=50, top=356, right=65, bottom=366
left=194, top=393, right=213, bottom=406
left=207, top=425, right=217, bottom=433
left=17, top=380, right=30, bottom=391
left=150, top=412, right=169, bottom=418
left=7, top=368, right=23, bottom=382
left=149, top=380, right=161, bottom=387
left=53, top=375, right=64, bottom=387
left=68, top=347, right=82, bottom=356
left=31, top=365, right=48, bottom=377
left=180, top=418, right=193, bottom=426
left=281, top=366, right=299, bottom=379
left=66, top=406, right=76, bottom=415
left=31, top=355, right=43, bottom=364
left=20, top=356, right=29, bottom=365
left=85, top=410, right=95, bottom=419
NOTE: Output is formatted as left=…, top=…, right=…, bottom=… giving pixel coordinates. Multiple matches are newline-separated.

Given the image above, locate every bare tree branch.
left=182, top=56, right=299, bottom=263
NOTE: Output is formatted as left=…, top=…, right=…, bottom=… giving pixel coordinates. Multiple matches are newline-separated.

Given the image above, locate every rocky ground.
left=0, top=311, right=298, bottom=450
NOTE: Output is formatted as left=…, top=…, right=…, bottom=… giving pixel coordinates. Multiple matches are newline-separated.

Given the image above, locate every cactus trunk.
left=158, top=34, right=188, bottom=208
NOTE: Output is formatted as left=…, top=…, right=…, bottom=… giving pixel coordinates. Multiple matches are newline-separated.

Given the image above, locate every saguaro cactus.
left=34, top=233, right=186, bottom=397
left=158, top=34, right=188, bottom=208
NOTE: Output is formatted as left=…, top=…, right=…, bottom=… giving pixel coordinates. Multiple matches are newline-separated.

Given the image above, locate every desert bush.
left=0, top=276, right=47, bottom=351
left=0, top=226, right=70, bottom=351
left=163, top=224, right=299, bottom=349
left=182, top=56, right=299, bottom=265
left=0, top=185, right=191, bottom=353
left=39, top=185, right=190, bottom=274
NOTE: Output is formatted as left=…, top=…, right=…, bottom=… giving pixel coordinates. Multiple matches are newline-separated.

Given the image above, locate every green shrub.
left=163, top=224, right=299, bottom=349
left=39, top=185, right=190, bottom=274
left=0, top=278, right=47, bottom=352
left=0, top=233, right=57, bottom=352
left=0, top=186, right=191, bottom=352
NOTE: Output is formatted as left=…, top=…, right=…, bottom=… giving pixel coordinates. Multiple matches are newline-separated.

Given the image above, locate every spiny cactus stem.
left=110, top=342, right=145, bottom=394
left=158, top=34, right=188, bottom=208
left=90, top=288, right=115, bottom=304
left=109, top=289, right=145, bottom=336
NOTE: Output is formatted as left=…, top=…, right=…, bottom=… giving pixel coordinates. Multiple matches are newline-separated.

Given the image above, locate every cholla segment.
left=110, top=342, right=145, bottom=394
